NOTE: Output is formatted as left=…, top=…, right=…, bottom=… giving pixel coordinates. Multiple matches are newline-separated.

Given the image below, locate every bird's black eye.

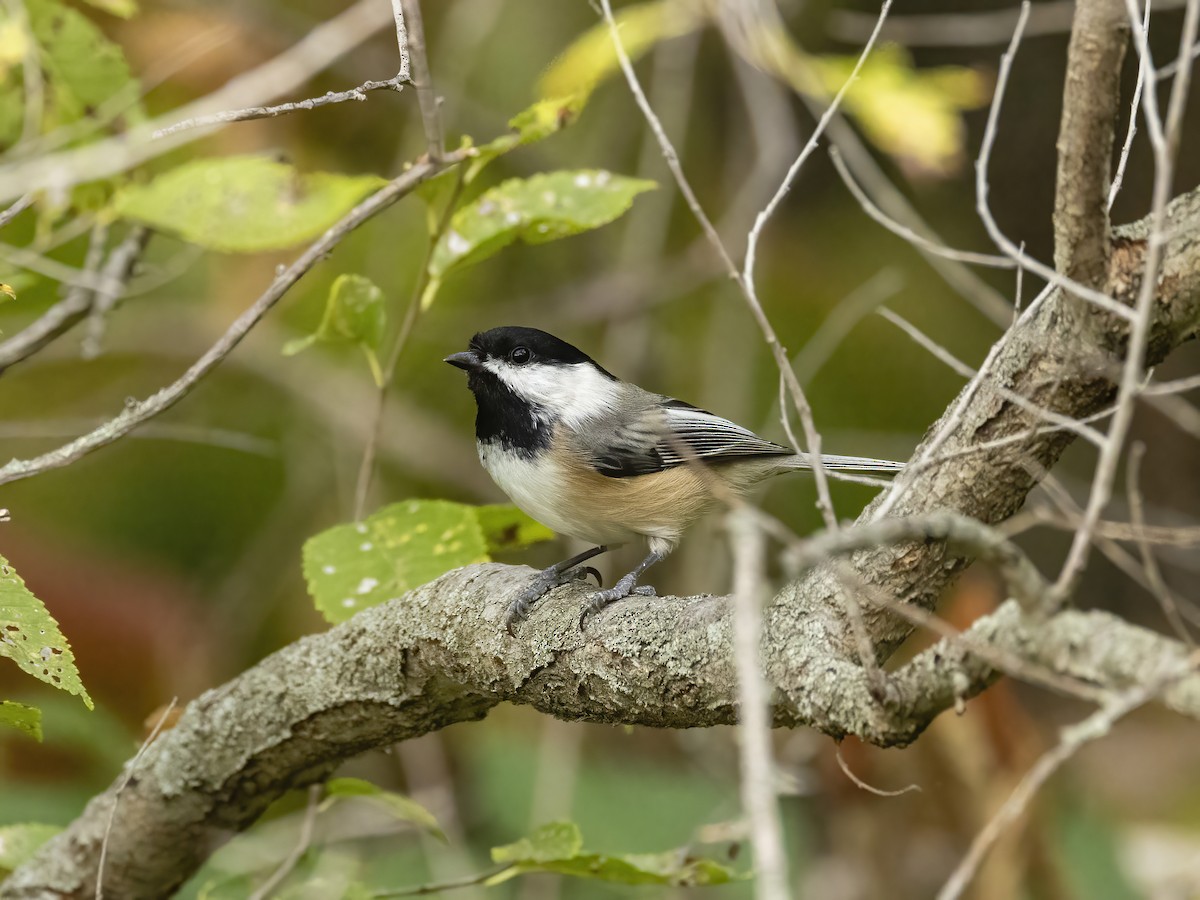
left=509, top=346, right=531, bottom=365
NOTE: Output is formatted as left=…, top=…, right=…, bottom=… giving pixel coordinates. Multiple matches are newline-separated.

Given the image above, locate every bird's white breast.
left=477, top=440, right=638, bottom=547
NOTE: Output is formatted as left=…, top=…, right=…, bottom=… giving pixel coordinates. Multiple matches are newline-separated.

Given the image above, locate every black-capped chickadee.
left=446, top=326, right=904, bottom=630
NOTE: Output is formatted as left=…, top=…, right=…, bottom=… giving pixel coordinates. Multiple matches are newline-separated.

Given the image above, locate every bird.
left=445, top=326, right=905, bottom=631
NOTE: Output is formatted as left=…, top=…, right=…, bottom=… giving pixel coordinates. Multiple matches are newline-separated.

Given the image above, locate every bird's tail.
left=783, top=453, right=905, bottom=473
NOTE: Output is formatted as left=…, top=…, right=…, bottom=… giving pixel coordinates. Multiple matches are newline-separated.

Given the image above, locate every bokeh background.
left=2, top=0, right=1200, bottom=897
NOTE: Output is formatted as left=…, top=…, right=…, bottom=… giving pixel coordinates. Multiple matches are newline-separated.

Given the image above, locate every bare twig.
left=1126, top=443, right=1194, bottom=645
left=0, top=226, right=149, bottom=374
left=96, top=697, right=178, bottom=900
left=820, top=112, right=1013, bottom=326
left=0, top=150, right=468, bottom=487
left=830, top=148, right=1013, bottom=270
left=0, top=194, right=32, bottom=231
left=937, top=670, right=1193, bottom=900
left=1053, top=0, right=1200, bottom=600
left=399, top=0, right=443, bottom=162
left=834, top=744, right=921, bottom=797
left=1109, top=1, right=1152, bottom=210
left=373, top=868, right=506, bottom=898
left=598, top=0, right=839, bottom=530
left=152, top=79, right=408, bottom=140
left=246, top=784, right=323, bottom=900
left=976, top=5, right=1136, bottom=324
left=728, top=508, right=789, bottom=900
left=81, top=227, right=151, bottom=360
left=353, top=168, right=464, bottom=520
left=0, top=0, right=390, bottom=203
left=876, top=306, right=1108, bottom=446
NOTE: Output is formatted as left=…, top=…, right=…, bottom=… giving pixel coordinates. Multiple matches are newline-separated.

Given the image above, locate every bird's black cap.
left=466, top=326, right=601, bottom=367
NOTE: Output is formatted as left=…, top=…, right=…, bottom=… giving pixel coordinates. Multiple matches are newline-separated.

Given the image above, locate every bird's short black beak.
left=444, top=350, right=482, bottom=371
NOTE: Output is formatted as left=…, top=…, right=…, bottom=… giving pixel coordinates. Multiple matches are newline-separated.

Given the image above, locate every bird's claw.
left=504, top=564, right=604, bottom=634
left=578, top=579, right=656, bottom=630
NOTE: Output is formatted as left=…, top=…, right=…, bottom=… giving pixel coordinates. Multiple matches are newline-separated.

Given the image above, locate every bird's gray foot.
left=579, top=578, right=656, bottom=630
left=505, top=565, right=601, bottom=634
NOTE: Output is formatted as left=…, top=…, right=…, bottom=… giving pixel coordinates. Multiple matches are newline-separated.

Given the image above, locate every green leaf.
left=282, top=274, right=385, bottom=357
left=488, top=822, right=741, bottom=888
left=78, top=0, right=138, bottom=18
left=25, top=0, right=142, bottom=132
left=0, top=554, right=91, bottom=709
left=538, top=1, right=702, bottom=103
left=321, top=777, right=445, bottom=841
left=0, top=700, right=42, bottom=740
left=476, top=504, right=555, bottom=555
left=302, top=500, right=490, bottom=624
left=428, top=169, right=655, bottom=282
left=492, top=822, right=584, bottom=865
left=115, top=157, right=387, bottom=253
left=0, top=823, right=61, bottom=874
left=472, top=97, right=585, bottom=173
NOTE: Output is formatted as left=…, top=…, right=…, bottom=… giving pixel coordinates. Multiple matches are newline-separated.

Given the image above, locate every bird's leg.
left=580, top=549, right=666, bottom=628
left=504, top=545, right=609, bottom=633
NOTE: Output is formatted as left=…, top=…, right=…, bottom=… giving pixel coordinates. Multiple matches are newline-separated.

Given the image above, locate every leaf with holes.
left=0, top=555, right=91, bottom=709
left=0, top=823, right=61, bottom=874
left=0, top=700, right=42, bottom=740
left=302, top=500, right=490, bottom=624
left=115, top=156, right=386, bottom=252
left=487, top=822, right=741, bottom=887
left=427, top=170, right=655, bottom=287
left=322, top=777, right=445, bottom=841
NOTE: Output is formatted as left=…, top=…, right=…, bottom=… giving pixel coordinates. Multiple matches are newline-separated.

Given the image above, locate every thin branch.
left=399, top=0, right=443, bottom=162
left=598, top=0, right=839, bottom=530
left=834, top=744, right=921, bottom=798
left=373, top=868, right=506, bottom=898
left=0, top=226, right=149, bottom=375
left=976, top=4, right=1138, bottom=324
left=830, top=148, right=1014, bottom=269
left=81, top=227, right=150, bottom=360
left=728, top=509, right=789, bottom=900
left=0, top=0, right=390, bottom=203
left=819, top=111, right=1013, bottom=327
left=1126, top=443, right=1194, bottom=645
left=246, top=784, right=323, bottom=900
left=876, top=306, right=1108, bottom=447
left=0, top=193, right=32, bottom=230
left=354, top=168, right=464, bottom=520
left=96, top=697, right=177, bottom=900
left=0, top=150, right=468, bottom=487
left=151, top=79, right=408, bottom=140
left=1053, top=0, right=1200, bottom=600
left=937, top=671, right=1193, bottom=900
left=1109, top=1, right=1152, bottom=210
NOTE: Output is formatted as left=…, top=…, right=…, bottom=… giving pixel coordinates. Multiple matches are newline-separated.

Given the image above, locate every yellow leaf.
left=539, top=0, right=703, bottom=103
left=808, top=44, right=990, bottom=178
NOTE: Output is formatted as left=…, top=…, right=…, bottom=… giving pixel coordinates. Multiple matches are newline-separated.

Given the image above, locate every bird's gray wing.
left=583, top=397, right=793, bottom=478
